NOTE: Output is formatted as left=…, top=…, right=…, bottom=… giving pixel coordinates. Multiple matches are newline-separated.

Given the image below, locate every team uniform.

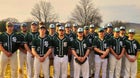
left=24, top=32, right=39, bottom=78
left=120, top=35, right=128, bottom=77
left=17, top=32, right=27, bottom=78
left=87, top=32, right=97, bottom=77
left=71, top=38, right=90, bottom=78
left=93, top=37, right=109, bottom=78
left=52, top=35, right=71, bottom=78
left=32, top=35, right=52, bottom=78
left=109, top=36, right=125, bottom=78
left=0, top=32, right=20, bottom=78
left=124, top=39, right=140, bottom=78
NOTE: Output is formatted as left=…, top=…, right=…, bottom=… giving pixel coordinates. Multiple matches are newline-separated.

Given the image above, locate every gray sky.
left=0, top=0, right=140, bottom=25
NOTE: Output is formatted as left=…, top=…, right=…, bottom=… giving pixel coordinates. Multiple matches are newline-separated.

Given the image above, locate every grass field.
left=2, top=34, right=140, bottom=78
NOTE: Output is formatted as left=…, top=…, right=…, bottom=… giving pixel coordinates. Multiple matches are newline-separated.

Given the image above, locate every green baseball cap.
left=84, top=26, right=89, bottom=30
left=113, top=27, right=120, bottom=32
left=77, top=28, right=84, bottom=33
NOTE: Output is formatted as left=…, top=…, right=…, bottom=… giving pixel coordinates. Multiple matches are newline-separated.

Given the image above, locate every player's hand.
left=39, top=57, right=45, bottom=62
left=6, top=52, right=12, bottom=57
left=130, top=57, right=136, bottom=62
left=77, top=57, right=82, bottom=62
left=81, top=57, right=85, bottom=62
left=101, top=55, right=105, bottom=59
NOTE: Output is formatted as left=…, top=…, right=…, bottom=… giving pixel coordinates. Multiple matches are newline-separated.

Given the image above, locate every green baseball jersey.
left=90, top=32, right=98, bottom=38
left=32, top=35, right=52, bottom=56
left=71, top=38, right=90, bottom=57
left=24, top=32, right=39, bottom=49
left=124, top=39, right=140, bottom=56
left=18, top=32, right=27, bottom=50
left=120, top=35, right=128, bottom=40
left=0, top=32, right=20, bottom=53
left=84, top=34, right=93, bottom=47
left=52, top=35, right=71, bottom=56
left=104, top=32, right=113, bottom=39
left=109, top=37, right=125, bottom=55
left=93, top=37, right=109, bottom=58
left=65, top=32, right=76, bottom=42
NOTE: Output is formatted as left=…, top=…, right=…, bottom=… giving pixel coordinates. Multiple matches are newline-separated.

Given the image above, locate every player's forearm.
left=44, top=48, right=52, bottom=58
left=24, top=44, right=32, bottom=53
left=94, top=47, right=104, bottom=54
left=0, top=44, right=8, bottom=53
left=110, top=48, right=118, bottom=57
left=119, top=48, right=125, bottom=58
left=32, top=48, right=40, bottom=58
left=84, top=49, right=90, bottom=58
left=72, top=49, right=79, bottom=58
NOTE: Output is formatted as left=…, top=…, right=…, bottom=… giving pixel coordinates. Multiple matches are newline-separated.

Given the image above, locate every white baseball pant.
left=54, top=55, right=68, bottom=78
left=74, top=57, right=89, bottom=78
left=0, top=52, right=17, bottom=78
left=27, top=52, right=34, bottom=78
left=17, top=50, right=27, bottom=78
left=109, top=54, right=122, bottom=78
left=89, top=50, right=95, bottom=77
left=34, top=57, right=49, bottom=78
left=124, top=55, right=137, bottom=78
left=120, top=55, right=126, bottom=77
left=70, top=55, right=74, bottom=78
left=94, top=55, right=108, bottom=78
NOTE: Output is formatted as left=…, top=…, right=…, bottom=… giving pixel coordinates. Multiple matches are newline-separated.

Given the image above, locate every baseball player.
left=52, top=26, right=71, bottom=78
left=48, top=24, right=55, bottom=73
left=124, top=29, right=140, bottom=78
left=105, top=23, right=113, bottom=39
left=72, top=23, right=78, bottom=36
left=24, top=22, right=39, bottom=78
left=119, top=26, right=128, bottom=77
left=32, top=25, right=52, bottom=78
left=88, top=24, right=98, bottom=77
left=109, top=27, right=125, bottom=78
left=93, top=28, right=110, bottom=78
left=0, top=22, right=20, bottom=78
left=71, top=27, right=90, bottom=78
left=65, top=23, right=76, bottom=78
left=17, top=23, right=28, bottom=78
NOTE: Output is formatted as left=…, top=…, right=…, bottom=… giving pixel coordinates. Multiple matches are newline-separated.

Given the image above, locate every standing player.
left=52, top=26, right=71, bottom=78
left=32, top=25, right=52, bottom=78
left=71, top=28, right=90, bottom=78
left=124, top=29, right=140, bottom=78
left=24, top=22, right=39, bottom=78
left=18, top=23, right=28, bottom=78
left=89, top=24, right=98, bottom=77
left=109, top=28, right=125, bottom=78
left=0, top=22, right=20, bottom=78
left=93, top=28, right=110, bottom=78
left=65, top=23, right=76, bottom=78
left=119, top=26, right=128, bottom=77
left=48, top=24, right=55, bottom=76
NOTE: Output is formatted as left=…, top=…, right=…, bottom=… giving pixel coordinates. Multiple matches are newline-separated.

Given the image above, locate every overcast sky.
left=0, top=0, right=140, bottom=25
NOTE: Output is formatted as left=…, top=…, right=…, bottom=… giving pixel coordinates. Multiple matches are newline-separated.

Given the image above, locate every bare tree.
left=70, top=0, right=102, bottom=26
left=31, top=1, right=58, bottom=25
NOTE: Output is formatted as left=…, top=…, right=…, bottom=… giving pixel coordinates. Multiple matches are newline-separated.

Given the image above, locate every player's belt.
left=55, top=55, right=67, bottom=58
